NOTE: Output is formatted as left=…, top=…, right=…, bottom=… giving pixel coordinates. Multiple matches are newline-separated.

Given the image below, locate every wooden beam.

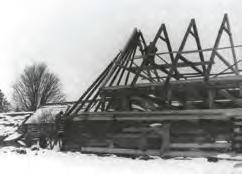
left=116, top=48, right=136, bottom=85
left=161, top=24, right=183, bottom=79
left=65, top=53, right=120, bottom=116
left=178, top=55, right=204, bottom=74
left=163, top=151, right=234, bottom=158
left=164, top=19, right=207, bottom=93
left=215, top=51, right=236, bottom=73
left=80, top=147, right=232, bottom=158
left=117, top=64, right=155, bottom=82
left=129, top=61, right=211, bottom=71
left=109, top=49, right=133, bottom=86
left=223, top=14, right=239, bottom=75
left=133, top=45, right=242, bottom=60
left=170, top=142, right=231, bottom=149
left=71, top=108, right=242, bottom=122
left=81, top=147, right=159, bottom=156
left=125, top=46, right=137, bottom=85
left=100, top=29, right=139, bottom=87
left=190, top=19, right=206, bottom=73
left=208, top=88, right=216, bottom=109
left=102, top=75, right=242, bottom=91
left=218, top=89, right=242, bottom=107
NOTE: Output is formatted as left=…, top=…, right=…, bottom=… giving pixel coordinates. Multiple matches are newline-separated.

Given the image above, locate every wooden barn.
left=21, top=14, right=242, bottom=158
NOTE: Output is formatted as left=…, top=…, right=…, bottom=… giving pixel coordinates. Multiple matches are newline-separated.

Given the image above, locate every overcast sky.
left=0, top=0, right=242, bottom=101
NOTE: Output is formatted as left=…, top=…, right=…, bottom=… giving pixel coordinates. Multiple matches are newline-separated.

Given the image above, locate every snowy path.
left=0, top=147, right=242, bottom=174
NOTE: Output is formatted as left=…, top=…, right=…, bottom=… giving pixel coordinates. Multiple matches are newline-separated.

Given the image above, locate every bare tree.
left=0, top=89, right=10, bottom=112
left=13, top=63, right=65, bottom=111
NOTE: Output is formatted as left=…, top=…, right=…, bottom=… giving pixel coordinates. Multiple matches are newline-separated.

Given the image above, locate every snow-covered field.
left=0, top=146, right=242, bottom=174
left=1, top=112, right=242, bottom=174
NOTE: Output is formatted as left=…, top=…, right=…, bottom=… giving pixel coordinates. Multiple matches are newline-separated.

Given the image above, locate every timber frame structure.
left=24, top=14, right=242, bottom=158
left=66, top=14, right=242, bottom=115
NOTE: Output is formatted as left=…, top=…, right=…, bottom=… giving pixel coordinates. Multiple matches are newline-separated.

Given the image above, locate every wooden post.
left=160, top=124, right=170, bottom=156
left=240, top=83, right=242, bottom=98
left=120, top=95, right=130, bottom=111
left=167, top=88, right=172, bottom=106
left=150, top=123, right=170, bottom=156
left=208, top=88, right=215, bottom=109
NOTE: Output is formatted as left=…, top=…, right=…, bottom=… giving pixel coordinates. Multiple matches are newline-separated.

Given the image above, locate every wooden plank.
left=170, top=143, right=231, bottom=149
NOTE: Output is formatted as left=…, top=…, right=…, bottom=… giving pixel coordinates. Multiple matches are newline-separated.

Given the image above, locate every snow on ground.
left=0, top=146, right=241, bottom=174
left=0, top=113, right=29, bottom=137
left=1, top=112, right=242, bottom=174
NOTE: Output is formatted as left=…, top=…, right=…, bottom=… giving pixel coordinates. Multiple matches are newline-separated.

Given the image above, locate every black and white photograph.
left=1, top=0, right=242, bottom=173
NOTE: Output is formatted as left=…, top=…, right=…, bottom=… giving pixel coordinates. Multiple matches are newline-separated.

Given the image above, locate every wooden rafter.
left=65, top=14, right=242, bottom=116
left=206, top=13, right=239, bottom=79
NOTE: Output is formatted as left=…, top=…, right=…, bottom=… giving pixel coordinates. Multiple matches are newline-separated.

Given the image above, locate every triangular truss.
left=164, top=18, right=207, bottom=84
left=66, top=14, right=242, bottom=117
left=206, top=14, right=239, bottom=79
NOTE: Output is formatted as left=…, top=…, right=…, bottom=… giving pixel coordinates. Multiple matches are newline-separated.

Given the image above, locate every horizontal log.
left=233, top=121, right=242, bottom=126
left=80, top=147, right=233, bottom=158
left=133, top=45, right=242, bottom=59
left=171, top=129, right=207, bottom=135
left=233, top=136, right=242, bottom=141
left=122, top=127, right=152, bottom=133
left=170, top=143, right=231, bottom=149
left=233, top=128, right=242, bottom=133
left=73, top=115, right=232, bottom=121
left=163, top=151, right=230, bottom=158
left=108, top=133, right=159, bottom=139
left=81, top=147, right=158, bottom=156
left=102, top=75, right=242, bottom=91
left=72, top=108, right=242, bottom=121
left=171, top=137, right=211, bottom=143
left=76, top=108, right=242, bottom=116
left=129, top=61, right=211, bottom=71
